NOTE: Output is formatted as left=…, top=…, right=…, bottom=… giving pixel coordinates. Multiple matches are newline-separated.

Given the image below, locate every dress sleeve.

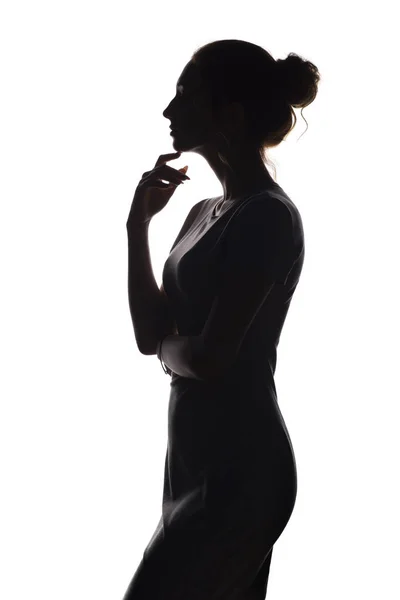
left=220, top=196, right=295, bottom=286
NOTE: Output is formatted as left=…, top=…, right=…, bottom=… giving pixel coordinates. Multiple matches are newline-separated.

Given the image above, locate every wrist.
left=157, top=334, right=172, bottom=375
left=126, top=215, right=151, bottom=233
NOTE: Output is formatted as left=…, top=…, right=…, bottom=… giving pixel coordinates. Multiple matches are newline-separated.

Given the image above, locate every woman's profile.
left=124, top=38, right=320, bottom=600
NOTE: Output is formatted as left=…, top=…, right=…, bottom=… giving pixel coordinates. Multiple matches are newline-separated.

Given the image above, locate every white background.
left=1, top=1, right=399, bottom=599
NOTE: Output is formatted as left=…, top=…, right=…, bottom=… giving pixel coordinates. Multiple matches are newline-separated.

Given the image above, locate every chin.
left=170, top=132, right=205, bottom=155
left=170, top=135, right=190, bottom=151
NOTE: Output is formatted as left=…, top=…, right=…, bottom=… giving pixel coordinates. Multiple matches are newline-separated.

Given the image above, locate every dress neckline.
left=210, top=182, right=281, bottom=219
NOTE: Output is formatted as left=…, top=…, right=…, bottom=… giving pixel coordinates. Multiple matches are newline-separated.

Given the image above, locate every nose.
left=163, top=93, right=179, bottom=120
left=163, top=100, right=173, bottom=119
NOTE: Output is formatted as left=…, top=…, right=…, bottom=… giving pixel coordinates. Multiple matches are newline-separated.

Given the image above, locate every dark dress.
left=122, top=182, right=305, bottom=600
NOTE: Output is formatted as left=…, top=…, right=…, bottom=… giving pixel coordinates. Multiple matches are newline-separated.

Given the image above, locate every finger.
left=147, top=171, right=186, bottom=188
left=153, top=181, right=171, bottom=189
left=160, top=164, right=190, bottom=180
left=142, top=173, right=184, bottom=187
left=154, top=151, right=181, bottom=168
left=152, top=170, right=185, bottom=186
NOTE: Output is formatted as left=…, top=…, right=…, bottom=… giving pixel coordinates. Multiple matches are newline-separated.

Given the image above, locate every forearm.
left=157, top=334, right=208, bottom=380
left=127, top=220, right=175, bottom=355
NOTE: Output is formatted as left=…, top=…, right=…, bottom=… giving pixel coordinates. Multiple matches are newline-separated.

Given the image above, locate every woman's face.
left=163, top=62, right=223, bottom=152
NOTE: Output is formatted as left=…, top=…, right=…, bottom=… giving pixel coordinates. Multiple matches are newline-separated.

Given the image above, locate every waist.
left=171, top=354, right=276, bottom=384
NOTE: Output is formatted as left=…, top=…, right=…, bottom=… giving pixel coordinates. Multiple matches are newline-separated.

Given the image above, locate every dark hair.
left=191, top=39, right=321, bottom=178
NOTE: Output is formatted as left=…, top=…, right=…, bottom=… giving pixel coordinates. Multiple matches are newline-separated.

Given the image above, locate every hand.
left=127, top=151, right=190, bottom=227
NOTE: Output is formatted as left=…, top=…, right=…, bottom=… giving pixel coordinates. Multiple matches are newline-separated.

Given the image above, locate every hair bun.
left=275, top=53, right=320, bottom=108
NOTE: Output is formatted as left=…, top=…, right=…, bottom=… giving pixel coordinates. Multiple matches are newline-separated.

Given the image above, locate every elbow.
left=137, top=320, right=178, bottom=357
left=138, top=337, right=158, bottom=356
left=133, top=332, right=156, bottom=356
left=140, top=346, right=156, bottom=356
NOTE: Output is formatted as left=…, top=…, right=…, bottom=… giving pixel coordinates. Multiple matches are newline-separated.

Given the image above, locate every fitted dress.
left=122, top=182, right=305, bottom=600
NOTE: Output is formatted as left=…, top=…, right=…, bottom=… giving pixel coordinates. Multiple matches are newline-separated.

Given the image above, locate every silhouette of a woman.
left=123, top=38, right=320, bottom=600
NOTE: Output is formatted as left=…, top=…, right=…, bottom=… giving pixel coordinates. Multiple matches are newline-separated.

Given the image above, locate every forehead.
left=176, top=62, right=202, bottom=89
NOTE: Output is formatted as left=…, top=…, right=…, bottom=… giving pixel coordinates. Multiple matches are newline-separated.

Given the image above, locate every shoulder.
left=225, top=188, right=304, bottom=260
left=231, top=193, right=294, bottom=233
left=169, top=197, right=210, bottom=253
left=188, top=197, right=209, bottom=219
left=180, top=197, right=208, bottom=229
